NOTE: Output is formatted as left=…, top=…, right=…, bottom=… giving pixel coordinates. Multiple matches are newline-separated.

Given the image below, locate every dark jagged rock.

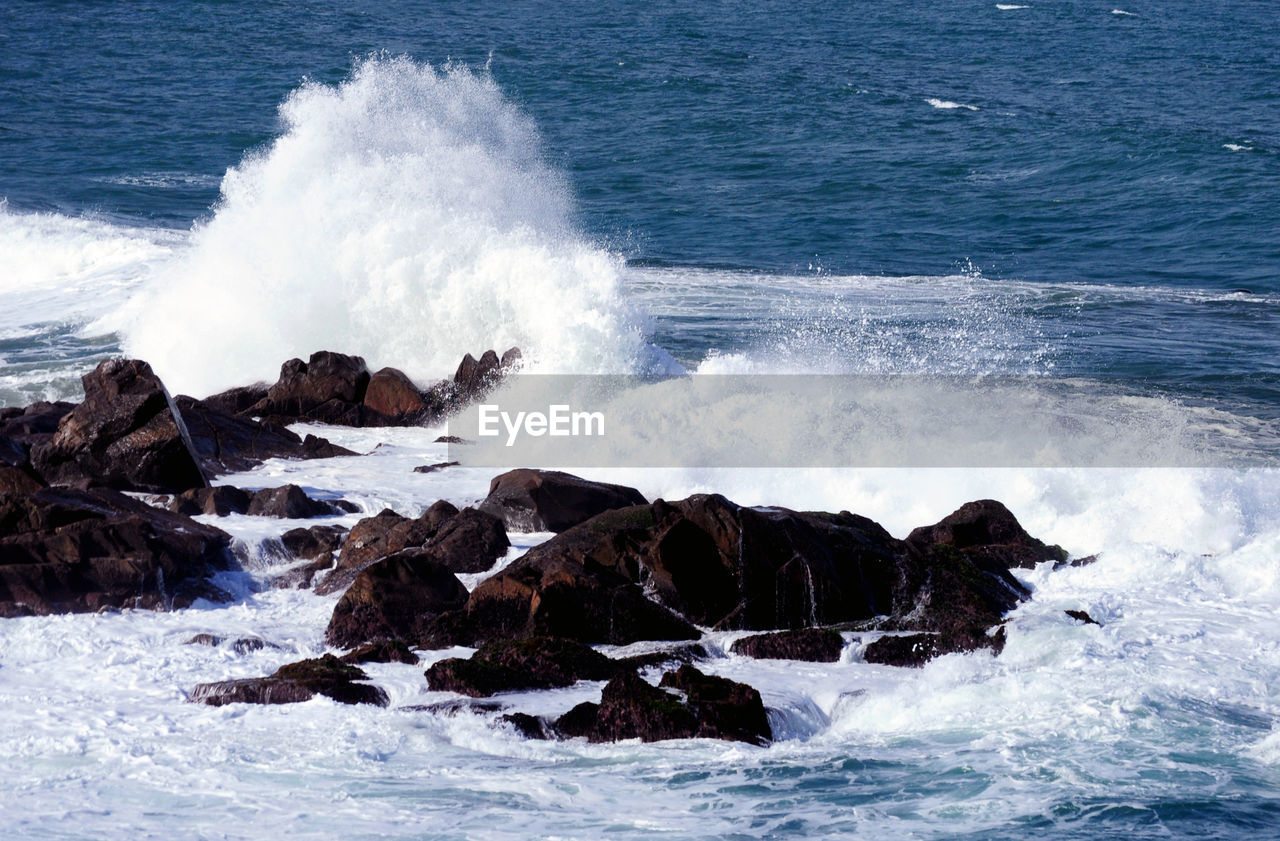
left=658, top=665, right=771, bottom=745
left=411, top=698, right=508, bottom=716
left=0, top=401, right=75, bottom=448
left=184, top=634, right=277, bottom=654
left=316, top=501, right=504, bottom=594
left=425, top=637, right=617, bottom=697
left=200, top=384, right=269, bottom=416
left=426, top=507, right=509, bottom=573
left=429, top=548, right=700, bottom=648
left=280, top=524, right=348, bottom=560
left=0, top=486, right=234, bottom=616
left=434, top=435, right=467, bottom=444
left=414, top=462, right=459, bottom=473
left=1066, top=609, right=1101, bottom=626
left=30, top=359, right=206, bottom=494
left=325, top=551, right=470, bottom=649
left=174, top=394, right=354, bottom=476
left=245, top=484, right=353, bottom=519
left=731, top=628, right=844, bottom=662
left=362, top=367, right=443, bottom=425
left=248, top=351, right=372, bottom=425
left=906, top=500, right=1067, bottom=570
left=501, top=712, right=552, bottom=739
left=190, top=654, right=389, bottom=707
left=184, top=633, right=222, bottom=647
left=614, top=642, right=710, bottom=671
left=862, top=626, right=1007, bottom=668
left=556, top=671, right=696, bottom=742
left=478, top=469, right=648, bottom=533
left=169, top=485, right=252, bottom=516
left=339, top=640, right=418, bottom=665
left=0, top=433, right=44, bottom=495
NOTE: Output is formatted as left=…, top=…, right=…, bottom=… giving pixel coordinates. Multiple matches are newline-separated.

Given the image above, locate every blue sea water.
left=3, top=2, right=1280, bottom=839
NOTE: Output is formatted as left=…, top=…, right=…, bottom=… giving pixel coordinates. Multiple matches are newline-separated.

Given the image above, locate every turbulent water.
left=2, top=2, right=1279, bottom=838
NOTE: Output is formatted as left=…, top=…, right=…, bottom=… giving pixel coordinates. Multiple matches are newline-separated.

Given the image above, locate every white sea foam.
left=1112, top=9, right=1137, bottom=15
left=107, top=56, right=672, bottom=398
left=926, top=98, right=980, bottom=111
left=1224, top=143, right=1254, bottom=152
left=995, top=4, right=1028, bottom=9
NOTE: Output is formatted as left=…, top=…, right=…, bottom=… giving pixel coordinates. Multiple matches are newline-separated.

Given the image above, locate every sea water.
left=2, top=2, right=1279, bottom=838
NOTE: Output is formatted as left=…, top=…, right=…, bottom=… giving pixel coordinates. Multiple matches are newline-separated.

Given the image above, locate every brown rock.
left=175, top=394, right=355, bottom=476
left=906, top=499, right=1067, bottom=570
left=325, top=551, right=470, bottom=649
left=316, top=500, right=461, bottom=595
left=730, top=628, right=844, bottom=662
left=862, top=626, right=1006, bottom=668
left=658, top=665, right=771, bottom=745
left=425, top=637, right=617, bottom=697
left=478, top=469, right=648, bottom=533
left=190, top=654, right=388, bottom=706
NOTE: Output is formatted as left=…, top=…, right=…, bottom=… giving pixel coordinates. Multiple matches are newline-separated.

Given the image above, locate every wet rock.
left=553, top=668, right=769, bottom=745
left=1065, top=609, right=1101, bottom=626
left=30, top=359, right=206, bottom=494
left=425, top=637, right=617, bottom=697
left=0, top=401, right=76, bottom=448
left=613, top=642, right=710, bottom=671
left=339, top=640, right=419, bottom=665
left=325, top=551, right=470, bottom=649
left=501, top=712, right=552, bottom=739
left=434, top=435, right=467, bottom=445
left=478, top=469, right=648, bottom=533
left=190, top=654, right=389, bottom=707
left=362, top=367, right=440, bottom=425
left=658, top=665, right=771, bottom=745
left=169, top=485, right=252, bottom=516
left=0, top=486, right=233, bottom=616
left=426, top=507, right=509, bottom=574
left=184, top=633, right=222, bottom=647
left=0, top=434, right=43, bottom=495
left=247, top=351, right=372, bottom=425
left=245, top=484, right=353, bottom=519
left=730, top=628, right=844, bottom=662
left=413, top=462, right=459, bottom=473
left=410, top=698, right=508, bottom=716
left=906, top=499, right=1067, bottom=570
left=280, top=524, right=348, bottom=560
left=432, top=549, right=700, bottom=648
left=200, top=384, right=269, bottom=416
left=862, top=626, right=1006, bottom=668
left=174, top=394, right=355, bottom=476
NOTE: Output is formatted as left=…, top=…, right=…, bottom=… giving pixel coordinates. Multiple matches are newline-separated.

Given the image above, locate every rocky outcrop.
left=477, top=469, right=648, bottom=533
left=730, top=628, right=844, bottom=662
left=174, top=394, right=353, bottom=476
left=190, top=654, right=388, bottom=706
left=168, top=484, right=354, bottom=519
left=248, top=351, right=373, bottom=426
left=30, top=359, right=206, bottom=494
left=316, top=501, right=504, bottom=595
left=0, top=486, right=234, bottom=616
left=906, top=499, right=1067, bottom=570
left=325, top=551, right=470, bottom=649
left=554, top=667, right=770, bottom=745
left=425, top=637, right=617, bottom=697
left=339, top=640, right=419, bottom=665
left=428, top=549, right=700, bottom=648
left=280, top=524, right=348, bottom=560
left=0, top=401, right=75, bottom=448
left=862, top=627, right=1006, bottom=668
left=363, top=367, right=438, bottom=423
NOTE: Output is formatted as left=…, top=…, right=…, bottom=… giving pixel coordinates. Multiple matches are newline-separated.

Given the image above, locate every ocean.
left=2, top=1, right=1279, bottom=838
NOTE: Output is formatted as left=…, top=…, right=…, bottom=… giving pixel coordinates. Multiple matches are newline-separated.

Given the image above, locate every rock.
left=325, top=551, right=470, bottom=649
left=425, top=637, right=617, bottom=697
left=906, top=500, right=1067, bottom=570
left=184, top=633, right=222, bottom=647
left=0, top=401, right=75, bottom=448
left=247, top=351, right=372, bottom=425
left=245, top=484, right=352, bottom=519
left=730, top=628, right=844, bottom=662
left=174, top=394, right=355, bottom=476
left=339, top=640, right=419, bottom=665
left=190, top=654, right=388, bottom=707
left=613, top=643, right=710, bottom=671
left=452, top=350, right=501, bottom=403
left=552, top=668, right=768, bottom=745
left=0, top=486, right=233, bottom=616
left=30, top=359, right=206, bottom=494
left=413, top=462, right=459, bottom=473
left=433, top=549, right=700, bottom=648
left=658, top=665, right=771, bottom=745
left=362, top=367, right=440, bottom=425
left=501, top=712, right=552, bottom=739
left=862, top=626, right=1006, bottom=668
left=316, top=501, right=504, bottom=593
left=434, top=435, right=467, bottom=444
left=169, top=485, right=252, bottom=516
left=280, top=524, right=348, bottom=560
left=555, top=671, right=696, bottom=742
left=500, top=347, right=523, bottom=369
left=426, top=507, right=509, bottom=573
left=200, top=384, right=269, bottom=416
left=0, top=434, right=44, bottom=495
left=1065, top=609, right=1101, bottom=626
left=478, top=469, right=648, bottom=533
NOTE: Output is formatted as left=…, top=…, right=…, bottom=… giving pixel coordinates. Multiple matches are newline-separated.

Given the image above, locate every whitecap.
left=926, top=98, right=979, bottom=111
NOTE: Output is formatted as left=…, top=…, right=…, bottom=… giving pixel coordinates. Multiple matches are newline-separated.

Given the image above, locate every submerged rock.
left=0, top=486, right=233, bottom=616
left=190, top=654, right=388, bottom=707
left=1065, top=609, right=1101, bottom=626
left=30, top=359, right=206, bottom=494
left=862, top=626, right=1007, bottom=668
left=425, top=637, right=618, bottom=697
left=731, top=628, right=844, bottom=662
left=478, top=468, right=648, bottom=533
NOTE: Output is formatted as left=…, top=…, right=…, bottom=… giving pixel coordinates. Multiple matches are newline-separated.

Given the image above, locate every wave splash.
left=114, top=56, right=669, bottom=397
